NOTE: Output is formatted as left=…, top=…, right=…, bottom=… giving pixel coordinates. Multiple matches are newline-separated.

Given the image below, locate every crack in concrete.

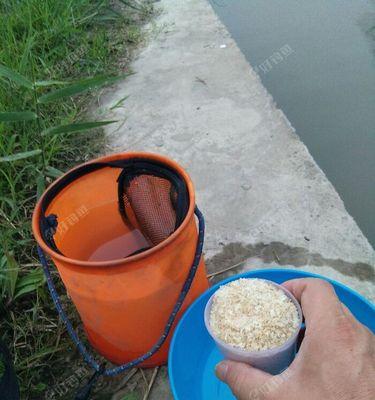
left=206, top=242, right=375, bottom=282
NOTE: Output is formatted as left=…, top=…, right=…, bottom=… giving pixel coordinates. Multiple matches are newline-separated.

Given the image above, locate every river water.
left=210, top=0, right=375, bottom=246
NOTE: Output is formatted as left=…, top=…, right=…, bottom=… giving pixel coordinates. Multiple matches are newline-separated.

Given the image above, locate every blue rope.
left=38, top=206, right=205, bottom=377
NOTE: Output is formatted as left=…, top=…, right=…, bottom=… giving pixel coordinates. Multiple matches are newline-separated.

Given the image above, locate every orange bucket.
left=32, top=152, right=209, bottom=368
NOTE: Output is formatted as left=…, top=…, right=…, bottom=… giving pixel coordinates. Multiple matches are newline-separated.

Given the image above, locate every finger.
left=282, top=278, right=345, bottom=331
left=215, top=360, right=272, bottom=399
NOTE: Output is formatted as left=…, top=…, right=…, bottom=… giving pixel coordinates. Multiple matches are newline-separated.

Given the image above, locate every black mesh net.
left=118, top=160, right=189, bottom=250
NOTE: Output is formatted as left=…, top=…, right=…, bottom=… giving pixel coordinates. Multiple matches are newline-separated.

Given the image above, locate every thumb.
left=215, top=360, right=272, bottom=399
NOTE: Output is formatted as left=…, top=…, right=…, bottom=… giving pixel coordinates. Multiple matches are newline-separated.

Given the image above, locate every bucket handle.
left=37, top=206, right=205, bottom=378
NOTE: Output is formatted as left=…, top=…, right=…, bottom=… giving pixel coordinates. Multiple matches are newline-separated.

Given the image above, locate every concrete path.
left=100, top=0, right=374, bottom=397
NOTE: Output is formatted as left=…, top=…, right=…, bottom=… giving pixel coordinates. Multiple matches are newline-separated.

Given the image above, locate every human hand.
left=215, top=278, right=375, bottom=400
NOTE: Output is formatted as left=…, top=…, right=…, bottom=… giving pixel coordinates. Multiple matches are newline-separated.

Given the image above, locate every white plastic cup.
left=204, top=279, right=303, bottom=375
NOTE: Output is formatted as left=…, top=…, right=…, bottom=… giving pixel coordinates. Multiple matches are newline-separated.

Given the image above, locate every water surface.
left=210, top=0, right=375, bottom=246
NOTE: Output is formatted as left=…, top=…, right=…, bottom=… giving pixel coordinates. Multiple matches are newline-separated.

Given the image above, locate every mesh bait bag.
left=117, top=160, right=189, bottom=253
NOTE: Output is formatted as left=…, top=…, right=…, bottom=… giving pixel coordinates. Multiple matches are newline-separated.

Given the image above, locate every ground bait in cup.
left=209, top=278, right=300, bottom=351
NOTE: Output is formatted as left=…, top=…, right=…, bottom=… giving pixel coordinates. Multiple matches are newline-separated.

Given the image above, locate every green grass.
left=0, top=1, right=153, bottom=398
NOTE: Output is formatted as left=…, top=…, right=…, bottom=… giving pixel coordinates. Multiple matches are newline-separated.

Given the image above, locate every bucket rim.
left=32, top=151, right=196, bottom=268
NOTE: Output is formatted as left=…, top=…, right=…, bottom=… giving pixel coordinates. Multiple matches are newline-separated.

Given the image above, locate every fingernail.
left=215, top=361, right=228, bottom=380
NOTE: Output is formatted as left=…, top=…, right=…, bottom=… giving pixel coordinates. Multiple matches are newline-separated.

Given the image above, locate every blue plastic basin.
left=169, top=269, right=375, bottom=400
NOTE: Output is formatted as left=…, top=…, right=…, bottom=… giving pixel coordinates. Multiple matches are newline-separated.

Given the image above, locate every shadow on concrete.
left=207, top=242, right=374, bottom=282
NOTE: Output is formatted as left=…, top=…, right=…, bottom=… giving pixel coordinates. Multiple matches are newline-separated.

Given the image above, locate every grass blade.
left=13, top=283, right=41, bottom=301
left=45, top=166, right=64, bottom=178
left=110, top=95, right=129, bottom=110
left=19, top=35, right=35, bottom=73
left=4, top=252, right=19, bottom=300
left=0, top=149, right=42, bottom=163
left=16, top=346, right=69, bottom=370
left=15, top=269, right=44, bottom=290
left=38, top=75, right=127, bottom=104
left=42, top=120, right=117, bottom=135
left=0, top=64, right=33, bottom=89
left=0, top=111, right=37, bottom=122
left=36, top=174, right=46, bottom=199
left=14, top=268, right=45, bottom=301
left=33, top=80, right=69, bottom=87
